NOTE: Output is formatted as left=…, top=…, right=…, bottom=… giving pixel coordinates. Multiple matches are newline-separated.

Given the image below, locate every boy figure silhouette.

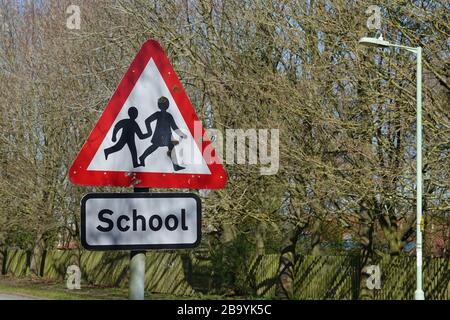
left=139, top=96, right=187, bottom=171
left=104, top=106, right=149, bottom=168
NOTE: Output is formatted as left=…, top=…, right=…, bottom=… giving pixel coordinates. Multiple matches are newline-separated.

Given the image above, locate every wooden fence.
left=1, top=248, right=448, bottom=299
left=1, top=249, right=194, bottom=296
left=250, top=254, right=449, bottom=300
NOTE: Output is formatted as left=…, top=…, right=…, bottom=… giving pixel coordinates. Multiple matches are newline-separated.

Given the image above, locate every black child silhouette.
left=139, top=96, right=187, bottom=171
left=104, top=107, right=149, bottom=168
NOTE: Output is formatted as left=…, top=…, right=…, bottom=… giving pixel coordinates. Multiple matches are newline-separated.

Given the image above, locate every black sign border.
left=81, top=192, right=201, bottom=250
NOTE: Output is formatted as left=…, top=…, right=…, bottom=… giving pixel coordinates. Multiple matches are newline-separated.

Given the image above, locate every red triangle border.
left=69, top=39, right=227, bottom=189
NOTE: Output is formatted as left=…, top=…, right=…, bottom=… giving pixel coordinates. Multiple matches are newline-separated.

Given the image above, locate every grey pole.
left=359, top=37, right=426, bottom=300
left=414, top=47, right=425, bottom=300
left=129, top=250, right=146, bottom=300
left=129, top=187, right=148, bottom=300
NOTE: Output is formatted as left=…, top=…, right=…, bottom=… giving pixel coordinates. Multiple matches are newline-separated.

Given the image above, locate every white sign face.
left=87, top=58, right=210, bottom=174
left=81, top=193, right=201, bottom=250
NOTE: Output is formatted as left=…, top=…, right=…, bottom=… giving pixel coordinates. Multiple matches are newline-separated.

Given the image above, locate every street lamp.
left=358, top=36, right=425, bottom=300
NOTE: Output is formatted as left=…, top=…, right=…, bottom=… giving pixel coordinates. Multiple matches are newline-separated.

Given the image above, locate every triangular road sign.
left=69, top=39, right=227, bottom=189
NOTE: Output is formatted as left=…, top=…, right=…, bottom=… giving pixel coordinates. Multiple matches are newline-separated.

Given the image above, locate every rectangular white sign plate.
left=81, top=193, right=201, bottom=250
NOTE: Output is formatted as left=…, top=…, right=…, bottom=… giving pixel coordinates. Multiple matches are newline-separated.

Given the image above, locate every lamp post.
left=358, top=36, right=425, bottom=300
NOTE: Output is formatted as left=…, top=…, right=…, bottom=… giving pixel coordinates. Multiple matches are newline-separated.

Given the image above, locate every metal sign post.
left=129, top=250, right=146, bottom=300
left=129, top=187, right=148, bottom=300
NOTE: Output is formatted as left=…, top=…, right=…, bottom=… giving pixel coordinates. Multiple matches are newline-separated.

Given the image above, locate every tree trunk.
left=276, top=226, right=301, bottom=299
left=221, top=223, right=236, bottom=244
left=29, top=232, right=48, bottom=276
left=0, top=248, right=6, bottom=275
left=255, top=222, right=265, bottom=256
left=310, top=220, right=322, bottom=256
left=358, top=207, right=375, bottom=300
left=29, top=241, right=43, bottom=276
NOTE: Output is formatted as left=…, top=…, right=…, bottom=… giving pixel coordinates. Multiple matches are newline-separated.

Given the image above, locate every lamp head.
left=359, top=36, right=391, bottom=48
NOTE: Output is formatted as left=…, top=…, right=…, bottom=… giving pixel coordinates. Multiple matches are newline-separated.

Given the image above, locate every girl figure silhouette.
left=139, top=96, right=187, bottom=171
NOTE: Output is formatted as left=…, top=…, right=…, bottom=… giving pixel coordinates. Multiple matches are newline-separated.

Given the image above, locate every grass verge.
left=0, top=275, right=224, bottom=300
